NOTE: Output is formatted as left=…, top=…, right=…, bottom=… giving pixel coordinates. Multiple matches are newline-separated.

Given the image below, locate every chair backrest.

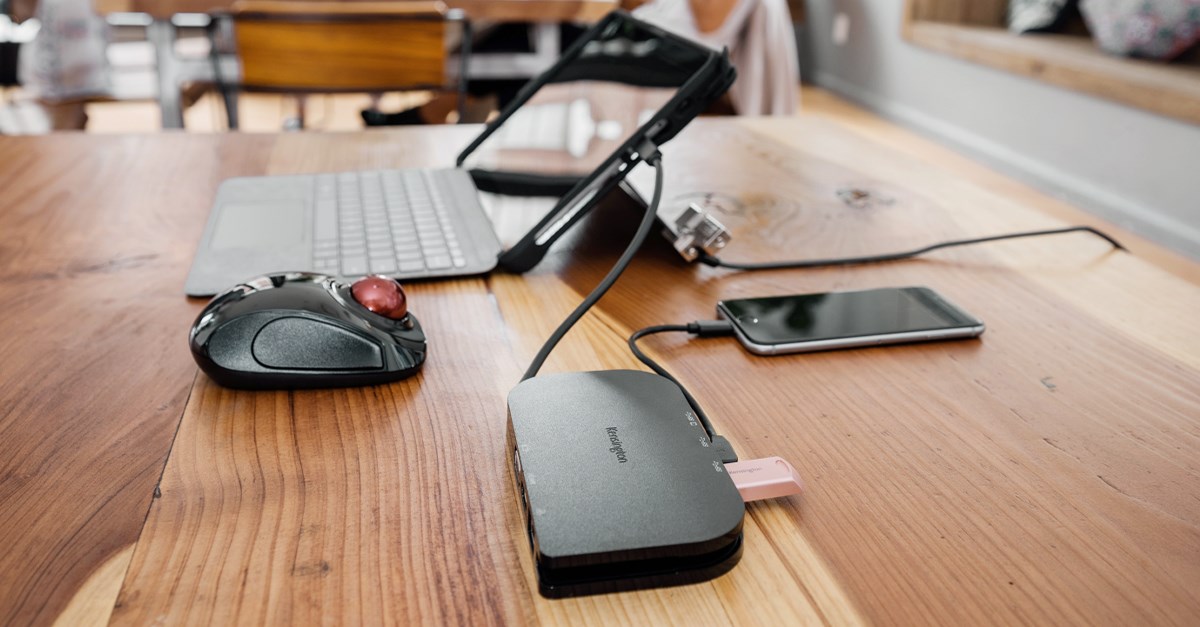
left=230, top=0, right=454, bottom=93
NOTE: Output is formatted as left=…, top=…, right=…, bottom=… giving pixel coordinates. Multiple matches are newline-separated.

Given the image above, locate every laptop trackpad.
left=212, top=202, right=306, bottom=250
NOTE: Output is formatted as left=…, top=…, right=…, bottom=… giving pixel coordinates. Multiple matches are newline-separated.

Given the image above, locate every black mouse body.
left=189, top=273, right=426, bottom=389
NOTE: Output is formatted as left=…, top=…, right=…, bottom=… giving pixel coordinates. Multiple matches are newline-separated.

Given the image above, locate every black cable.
left=521, top=153, right=664, bottom=381
left=698, top=225, right=1125, bottom=271
left=628, top=321, right=737, bottom=462
left=628, top=324, right=714, bottom=438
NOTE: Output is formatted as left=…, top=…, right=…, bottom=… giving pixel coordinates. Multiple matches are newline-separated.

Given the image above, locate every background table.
left=92, top=0, right=618, bottom=128
left=1, top=111, right=1198, bottom=625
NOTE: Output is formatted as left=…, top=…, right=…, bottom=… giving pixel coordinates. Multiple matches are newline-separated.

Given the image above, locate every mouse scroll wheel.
left=350, top=275, right=408, bottom=320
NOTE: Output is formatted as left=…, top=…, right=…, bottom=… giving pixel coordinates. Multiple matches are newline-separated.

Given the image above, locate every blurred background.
left=1, top=0, right=1197, bottom=260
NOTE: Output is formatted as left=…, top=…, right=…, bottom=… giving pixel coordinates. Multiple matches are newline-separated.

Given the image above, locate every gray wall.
left=801, top=1, right=1200, bottom=260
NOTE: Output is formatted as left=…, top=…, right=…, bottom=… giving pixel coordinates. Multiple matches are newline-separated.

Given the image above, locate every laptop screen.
left=457, top=14, right=716, bottom=250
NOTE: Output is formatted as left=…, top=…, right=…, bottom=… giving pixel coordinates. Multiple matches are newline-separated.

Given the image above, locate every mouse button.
left=207, top=313, right=274, bottom=371
left=252, top=317, right=383, bottom=370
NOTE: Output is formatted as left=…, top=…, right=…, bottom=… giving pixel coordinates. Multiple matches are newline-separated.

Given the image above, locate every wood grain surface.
left=233, top=10, right=450, bottom=93
left=2, top=107, right=1198, bottom=626
left=530, top=119, right=1200, bottom=625
left=0, top=134, right=259, bottom=626
left=905, top=0, right=1007, bottom=26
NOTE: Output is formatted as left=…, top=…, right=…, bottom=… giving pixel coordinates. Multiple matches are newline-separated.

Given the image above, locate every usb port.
left=512, top=448, right=530, bottom=514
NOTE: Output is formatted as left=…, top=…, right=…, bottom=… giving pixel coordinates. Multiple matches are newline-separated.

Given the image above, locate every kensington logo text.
left=606, top=427, right=628, bottom=463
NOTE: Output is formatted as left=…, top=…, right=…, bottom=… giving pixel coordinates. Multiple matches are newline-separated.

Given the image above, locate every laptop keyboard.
left=311, top=170, right=467, bottom=277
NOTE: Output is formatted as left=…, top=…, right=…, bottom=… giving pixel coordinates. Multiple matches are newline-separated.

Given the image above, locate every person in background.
left=623, top=0, right=743, bottom=34
left=625, top=0, right=800, bottom=115
left=10, top=0, right=111, bottom=130
left=366, top=0, right=799, bottom=125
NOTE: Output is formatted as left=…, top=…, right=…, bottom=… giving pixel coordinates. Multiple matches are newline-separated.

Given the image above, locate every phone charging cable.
left=628, top=320, right=738, bottom=462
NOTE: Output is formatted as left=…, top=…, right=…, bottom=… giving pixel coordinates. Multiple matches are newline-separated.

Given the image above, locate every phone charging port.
left=512, top=448, right=530, bottom=512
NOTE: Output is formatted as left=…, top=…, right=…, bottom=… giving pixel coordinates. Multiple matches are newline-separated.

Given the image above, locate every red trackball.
left=350, top=275, right=408, bottom=319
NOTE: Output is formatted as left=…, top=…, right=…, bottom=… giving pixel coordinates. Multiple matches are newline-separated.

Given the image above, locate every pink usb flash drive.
left=724, top=457, right=804, bottom=502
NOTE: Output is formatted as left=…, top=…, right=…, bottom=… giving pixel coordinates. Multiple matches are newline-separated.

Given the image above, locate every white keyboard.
left=311, top=170, right=467, bottom=277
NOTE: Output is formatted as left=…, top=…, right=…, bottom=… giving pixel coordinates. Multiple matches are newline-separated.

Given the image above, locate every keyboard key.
left=308, top=169, right=474, bottom=279
left=370, top=258, right=397, bottom=274
left=341, top=256, right=368, bottom=276
left=315, top=211, right=337, bottom=241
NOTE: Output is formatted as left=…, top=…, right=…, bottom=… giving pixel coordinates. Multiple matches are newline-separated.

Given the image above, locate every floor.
left=87, top=91, right=432, bottom=133
left=18, top=78, right=768, bottom=134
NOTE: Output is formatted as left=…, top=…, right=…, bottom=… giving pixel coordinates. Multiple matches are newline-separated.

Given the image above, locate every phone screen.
left=718, top=287, right=979, bottom=346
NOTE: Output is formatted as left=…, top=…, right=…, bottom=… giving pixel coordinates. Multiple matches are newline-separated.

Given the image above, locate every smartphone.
left=716, top=287, right=984, bottom=355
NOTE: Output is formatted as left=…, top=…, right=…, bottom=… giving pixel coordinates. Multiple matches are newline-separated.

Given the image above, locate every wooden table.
left=93, top=0, right=618, bottom=129
left=2, top=112, right=1199, bottom=625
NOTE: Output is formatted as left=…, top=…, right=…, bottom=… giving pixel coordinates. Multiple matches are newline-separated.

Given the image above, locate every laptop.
left=185, top=11, right=736, bottom=297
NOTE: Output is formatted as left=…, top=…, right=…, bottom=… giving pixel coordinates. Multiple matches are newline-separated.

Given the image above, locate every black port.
left=512, top=447, right=535, bottom=550
left=512, top=449, right=525, bottom=499
left=513, top=448, right=531, bottom=516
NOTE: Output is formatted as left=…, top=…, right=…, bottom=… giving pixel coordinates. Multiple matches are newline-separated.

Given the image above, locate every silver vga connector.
left=665, top=203, right=732, bottom=262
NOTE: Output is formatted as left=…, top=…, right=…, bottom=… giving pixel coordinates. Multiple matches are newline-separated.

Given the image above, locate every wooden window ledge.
left=904, top=20, right=1200, bottom=126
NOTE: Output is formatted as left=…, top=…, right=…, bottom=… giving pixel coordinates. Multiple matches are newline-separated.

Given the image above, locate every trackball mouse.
left=189, top=273, right=426, bottom=389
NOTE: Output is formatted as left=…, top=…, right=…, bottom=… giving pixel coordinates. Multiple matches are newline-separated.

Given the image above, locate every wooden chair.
left=212, top=0, right=470, bottom=129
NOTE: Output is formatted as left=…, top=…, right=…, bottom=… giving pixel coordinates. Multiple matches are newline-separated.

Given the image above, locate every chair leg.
left=456, top=18, right=471, bottom=124
left=206, top=18, right=239, bottom=130
left=222, top=89, right=240, bottom=130
left=285, top=94, right=307, bottom=131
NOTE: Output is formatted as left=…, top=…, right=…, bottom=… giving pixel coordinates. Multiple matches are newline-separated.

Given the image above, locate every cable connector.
left=666, top=204, right=732, bottom=262
left=710, top=435, right=738, bottom=464
left=628, top=320, right=734, bottom=444
left=685, top=320, right=734, bottom=337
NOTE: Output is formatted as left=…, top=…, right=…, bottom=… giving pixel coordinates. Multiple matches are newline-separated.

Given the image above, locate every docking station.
left=507, top=370, right=746, bottom=597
